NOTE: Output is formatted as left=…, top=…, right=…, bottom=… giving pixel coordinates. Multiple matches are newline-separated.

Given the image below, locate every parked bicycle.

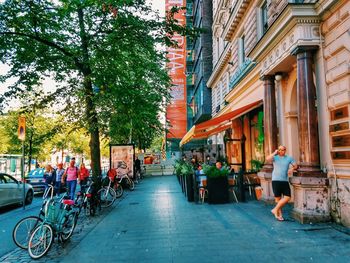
left=27, top=189, right=78, bottom=259
left=97, top=176, right=117, bottom=208
left=115, top=162, right=137, bottom=191
left=12, top=185, right=59, bottom=249
left=75, top=178, right=101, bottom=216
left=116, top=173, right=134, bottom=191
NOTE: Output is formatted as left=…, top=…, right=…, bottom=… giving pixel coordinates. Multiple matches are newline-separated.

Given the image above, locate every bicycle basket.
left=44, top=199, right=61, bottom=225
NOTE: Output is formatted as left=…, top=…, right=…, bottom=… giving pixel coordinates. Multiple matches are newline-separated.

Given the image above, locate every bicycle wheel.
left=128, top=179, right=135, bottom=191
left=115, top=184, right=124, bottom=198
left=97, top=187, right=116, bottom=208
left=28, top=224, right=53, bottom=259
left=61, top=211, right=77, bottom=242
left=12, top=216, right=43, bottom=249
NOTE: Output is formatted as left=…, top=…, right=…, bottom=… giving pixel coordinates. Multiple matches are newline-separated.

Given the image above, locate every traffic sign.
left=18, top=116, right=26, bottom=141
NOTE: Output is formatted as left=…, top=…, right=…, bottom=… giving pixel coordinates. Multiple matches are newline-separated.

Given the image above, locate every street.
left=0, top=195, right=43, bottom=256
left=1, top=176, right=350, bottom=263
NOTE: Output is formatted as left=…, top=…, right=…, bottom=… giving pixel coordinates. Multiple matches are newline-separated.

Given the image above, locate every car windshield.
left=28, top=168, right=45, bottom=177
left=1, top=174, right=17, bottom=184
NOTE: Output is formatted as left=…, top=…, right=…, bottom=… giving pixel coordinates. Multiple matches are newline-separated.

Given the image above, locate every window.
left=261, top=2, right=268, bottom=33
left=238, top=35, right=245, bottom=67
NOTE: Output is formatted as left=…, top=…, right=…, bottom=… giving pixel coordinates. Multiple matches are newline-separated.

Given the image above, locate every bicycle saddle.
left=62, top=199, right=75, bottom=206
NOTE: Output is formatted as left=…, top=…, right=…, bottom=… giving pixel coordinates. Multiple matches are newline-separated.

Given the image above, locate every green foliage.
left=0, top=1, right=198, bottom=176
left=148, top=135, right=164, bottom=153
left=0, top=109, right=92, bottom=168
left=251, top=159, right=264, bottom=171
left=174, top=159, right=194, bottom=177
left=202, top=164, right=230, bottom=178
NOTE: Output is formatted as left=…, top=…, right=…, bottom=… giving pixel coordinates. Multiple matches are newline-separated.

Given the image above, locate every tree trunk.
left=78, top=7, right=101, bottom=177
left=84, top=78, right=101, bottom=177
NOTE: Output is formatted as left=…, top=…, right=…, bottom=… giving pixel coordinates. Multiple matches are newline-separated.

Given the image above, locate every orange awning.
left=180, top=100, right=263, bottom=147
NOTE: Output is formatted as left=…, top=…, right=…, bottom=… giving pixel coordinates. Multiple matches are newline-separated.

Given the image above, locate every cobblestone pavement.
left=0, top=192, right=128, bottom=263
left=1, top=175, right=350, bottom=263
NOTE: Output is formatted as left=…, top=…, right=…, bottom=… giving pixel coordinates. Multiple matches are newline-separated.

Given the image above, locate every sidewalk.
left=2, top=175, right=350, bottom=262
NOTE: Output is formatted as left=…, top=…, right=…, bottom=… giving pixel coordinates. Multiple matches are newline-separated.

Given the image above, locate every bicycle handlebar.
left=43, top=185, right=54, bottom=200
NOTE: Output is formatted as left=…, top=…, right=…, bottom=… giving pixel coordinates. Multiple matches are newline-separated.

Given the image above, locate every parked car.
left=25, top=168, right=46, bottom=193
left=25, top=168, right=67, bottom=194
left=0, top=173, right=34, bottom=208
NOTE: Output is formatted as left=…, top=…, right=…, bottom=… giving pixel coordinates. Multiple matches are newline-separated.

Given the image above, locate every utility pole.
left=18, top=116, right=26, bottom=210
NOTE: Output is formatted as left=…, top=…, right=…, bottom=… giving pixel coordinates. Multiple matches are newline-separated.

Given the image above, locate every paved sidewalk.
left=2, top=175, right=350, bottom=262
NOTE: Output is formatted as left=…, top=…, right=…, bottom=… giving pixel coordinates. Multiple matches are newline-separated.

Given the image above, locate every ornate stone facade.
left=206, top=0, right=350, bottom=226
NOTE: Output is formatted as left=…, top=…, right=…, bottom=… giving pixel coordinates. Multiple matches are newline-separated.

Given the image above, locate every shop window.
left=250, top=110, right=264, bottom=170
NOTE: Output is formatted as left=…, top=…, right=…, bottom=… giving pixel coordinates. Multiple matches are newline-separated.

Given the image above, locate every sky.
left=148, top=0, right=165, bottom=15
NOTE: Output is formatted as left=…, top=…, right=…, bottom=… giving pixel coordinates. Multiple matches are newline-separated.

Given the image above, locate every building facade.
left=181, top=0, right=350, bottom=226
left=181, top=0, right=214, bottom=159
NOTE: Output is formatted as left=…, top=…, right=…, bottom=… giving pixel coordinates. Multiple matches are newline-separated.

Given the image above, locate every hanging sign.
left=18, top=116, right=26, bottom=141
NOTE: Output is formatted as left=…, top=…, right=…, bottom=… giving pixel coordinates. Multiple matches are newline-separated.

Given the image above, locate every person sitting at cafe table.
left=215, top=161, right=223, bottom=170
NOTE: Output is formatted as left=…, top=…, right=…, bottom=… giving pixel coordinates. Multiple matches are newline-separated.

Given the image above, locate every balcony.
left=186, top=50, right=195, bottom=64
left=194, top=104, right=211, bottom=124
left=186, top=74, right=195, bottom=87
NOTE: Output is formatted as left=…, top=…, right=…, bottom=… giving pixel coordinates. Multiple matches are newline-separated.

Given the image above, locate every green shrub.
left=174, top=159, right=194, bottom=176
left=202, top=164, right=229, bottom=178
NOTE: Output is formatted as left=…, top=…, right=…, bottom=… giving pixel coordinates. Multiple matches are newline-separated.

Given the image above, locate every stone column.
left=258, top=75, right=278, bottom=204
left=294, top=47, right=323, bottom=177
left=290, top=46, right=330, bottom=223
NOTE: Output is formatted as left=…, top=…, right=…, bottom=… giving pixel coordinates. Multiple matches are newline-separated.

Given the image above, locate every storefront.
left=225, top=106, right=264, bottom=173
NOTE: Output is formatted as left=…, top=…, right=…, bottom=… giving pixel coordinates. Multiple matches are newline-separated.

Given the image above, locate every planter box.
left=207, top=176, right=229, bottom=204
left=185, top=174, right=194, bottom=202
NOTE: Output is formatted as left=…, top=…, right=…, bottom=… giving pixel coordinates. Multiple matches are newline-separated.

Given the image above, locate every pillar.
left=294, top=46, right=323, bottom=177
left=258, top=75, right=278, bottom=203
left=290, top=46, right=330, bottom=223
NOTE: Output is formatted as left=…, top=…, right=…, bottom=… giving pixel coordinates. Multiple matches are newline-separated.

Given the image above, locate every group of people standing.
left=43, top=157, right=90, bottom=199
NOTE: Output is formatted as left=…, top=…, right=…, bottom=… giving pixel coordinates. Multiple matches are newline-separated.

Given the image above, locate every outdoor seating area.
left=174, top=160, right=261, bottom=204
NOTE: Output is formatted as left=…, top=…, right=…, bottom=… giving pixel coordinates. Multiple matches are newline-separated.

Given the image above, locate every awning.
left=179, top=100, right=263, bottom=147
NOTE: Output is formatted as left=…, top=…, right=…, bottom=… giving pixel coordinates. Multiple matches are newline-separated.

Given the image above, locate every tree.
left=0, top=109, right=61, bottom=171
left=0, top=1, right=195, bottom=177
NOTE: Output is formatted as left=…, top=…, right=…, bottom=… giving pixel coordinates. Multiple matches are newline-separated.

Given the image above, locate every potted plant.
left=174, top=160, right=195, bottom=201
left=203, top=164, right=230, bottom=204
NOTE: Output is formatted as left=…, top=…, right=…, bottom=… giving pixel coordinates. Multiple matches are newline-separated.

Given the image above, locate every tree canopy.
left=0, top=0, right=195, bottom=176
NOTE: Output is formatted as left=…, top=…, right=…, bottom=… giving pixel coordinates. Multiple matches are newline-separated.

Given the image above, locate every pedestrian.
left=43, top=164, right=56, bottom=193
left=54, top=163, right=65, bottom=196
left=61, top=157, right=79, bottom=200
left=266, top=145, right=297, bottom=221
left=79, top=163, right=90, bottom=192
left=135, top=157, right=141, bottom=178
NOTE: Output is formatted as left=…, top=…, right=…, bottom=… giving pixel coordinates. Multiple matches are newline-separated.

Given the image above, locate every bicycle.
left=27, top=191, right=78, bottom=259
left=134, top=166, right=144, bottom=184
left=97, top=176, right=117, bottom=208
left=75, top=178, right=101, bottom=216
left=12, top=185, right=60, bottom=249
left=116, top=172, right=135, bottom=191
